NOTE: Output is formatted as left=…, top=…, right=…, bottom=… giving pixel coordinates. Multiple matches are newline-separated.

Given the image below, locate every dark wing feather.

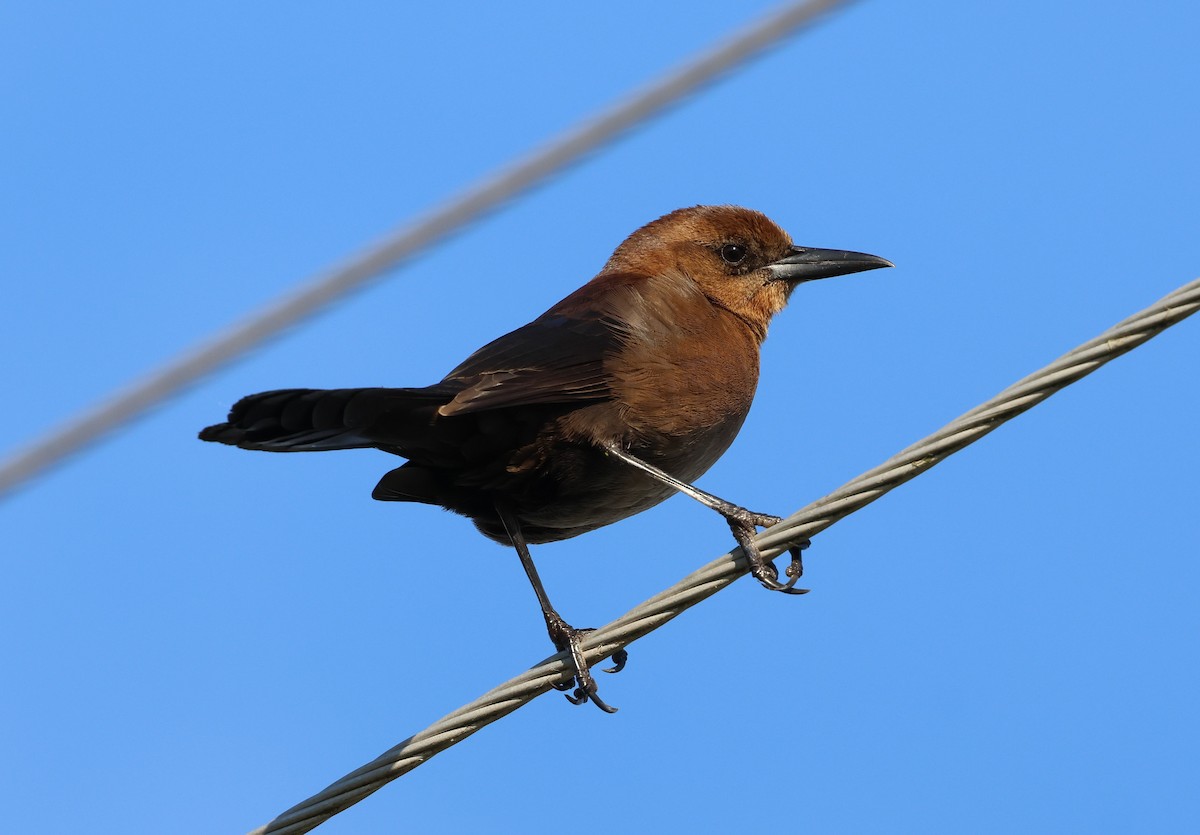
left=437, top=313, right=618, bottom=417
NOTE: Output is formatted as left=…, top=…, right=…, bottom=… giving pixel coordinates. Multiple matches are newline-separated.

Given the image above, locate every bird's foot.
left=724, top=508, right=810, bottom=595
left=544, top=613, right=626, bottom=713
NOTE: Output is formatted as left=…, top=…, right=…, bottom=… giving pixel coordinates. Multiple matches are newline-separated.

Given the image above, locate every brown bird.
left=200, top=205, right=891, bottom=711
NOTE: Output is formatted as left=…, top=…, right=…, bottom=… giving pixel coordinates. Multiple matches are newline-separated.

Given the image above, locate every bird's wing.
left=437, top=313, right=618, bottom=417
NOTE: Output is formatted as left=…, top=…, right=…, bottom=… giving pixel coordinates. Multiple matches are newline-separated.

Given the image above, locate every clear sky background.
left=2, top=2, right=1198, bottom=832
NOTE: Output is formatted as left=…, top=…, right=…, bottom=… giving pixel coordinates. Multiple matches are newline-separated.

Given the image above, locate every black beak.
left=766, top=246, right=894, bottom=284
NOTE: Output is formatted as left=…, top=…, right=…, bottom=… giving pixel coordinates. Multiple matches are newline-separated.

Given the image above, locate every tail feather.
left=199, top=387, right=444, bottom=452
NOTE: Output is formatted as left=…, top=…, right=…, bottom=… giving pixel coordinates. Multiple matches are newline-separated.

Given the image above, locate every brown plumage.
left=200, top=205, right=892, bottom=711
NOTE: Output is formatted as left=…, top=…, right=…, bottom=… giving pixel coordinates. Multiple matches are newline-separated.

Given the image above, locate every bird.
left=199, top=205, right=892, bottom=711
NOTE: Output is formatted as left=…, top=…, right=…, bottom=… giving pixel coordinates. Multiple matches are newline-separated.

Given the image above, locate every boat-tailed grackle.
left=200, top=205, right=892, bottom=711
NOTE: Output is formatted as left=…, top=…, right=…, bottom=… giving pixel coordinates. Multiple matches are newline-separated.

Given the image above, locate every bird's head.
left=603, top=205, right=892, bottom=338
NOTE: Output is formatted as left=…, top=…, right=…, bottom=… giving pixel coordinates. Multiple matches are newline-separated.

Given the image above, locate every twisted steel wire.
left=250, top=277, right=1200, bottom=834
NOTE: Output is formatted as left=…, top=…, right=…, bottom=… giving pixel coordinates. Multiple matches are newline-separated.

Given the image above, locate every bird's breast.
left=495, top=282, right=769, bottom=543
left=606, top=307, right=762, bottom=481
left=511, top=348, right=758, bottom=543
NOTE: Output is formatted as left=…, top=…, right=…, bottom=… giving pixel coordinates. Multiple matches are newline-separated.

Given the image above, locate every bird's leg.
left=495, top=502, right=625, bottom=713
left=602, top=443, right=809, bottom=594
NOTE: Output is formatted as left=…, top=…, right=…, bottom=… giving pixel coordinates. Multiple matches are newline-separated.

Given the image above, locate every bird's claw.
left=784, top=539, right=810, bottom=581
left=727, top=509, right=811, bottom=595
left=604, top=648, right=629, bottom=674
left=545, top=618, right=622, bottom=713
left=750, top=556, right=810, bottom=595
left=574, top=627, right=629, bottom=674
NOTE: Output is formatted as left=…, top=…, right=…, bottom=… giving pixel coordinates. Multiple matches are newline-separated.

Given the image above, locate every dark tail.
left=198, top=387, right=446, bottom=452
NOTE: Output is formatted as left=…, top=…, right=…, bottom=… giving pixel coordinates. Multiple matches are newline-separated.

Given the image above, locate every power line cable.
left=249, top=276, right=1200, bottom=834
left=0, top=0, right=858, bottom=500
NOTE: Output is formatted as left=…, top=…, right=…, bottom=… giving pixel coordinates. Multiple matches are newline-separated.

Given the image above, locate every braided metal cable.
left=250, top=277, right=1200, bottom=834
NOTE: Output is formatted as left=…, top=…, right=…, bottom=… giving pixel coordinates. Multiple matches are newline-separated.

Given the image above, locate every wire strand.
left=249, top=278, right=1200, bottom=834
left=0, top=0, right=856, bottom=501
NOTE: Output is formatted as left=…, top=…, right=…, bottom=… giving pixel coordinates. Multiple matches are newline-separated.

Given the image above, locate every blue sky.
left=2, top=2, right=1198, bottom=832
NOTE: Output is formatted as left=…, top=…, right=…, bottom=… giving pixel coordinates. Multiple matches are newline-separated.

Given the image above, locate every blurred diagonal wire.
left=249, top=277, right=1200, bottom=834
left=0, top=0, right=858, bottom=500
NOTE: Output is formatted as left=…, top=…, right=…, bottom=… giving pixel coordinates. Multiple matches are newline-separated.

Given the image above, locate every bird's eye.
left=720, top=243, right=747, bottom=265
